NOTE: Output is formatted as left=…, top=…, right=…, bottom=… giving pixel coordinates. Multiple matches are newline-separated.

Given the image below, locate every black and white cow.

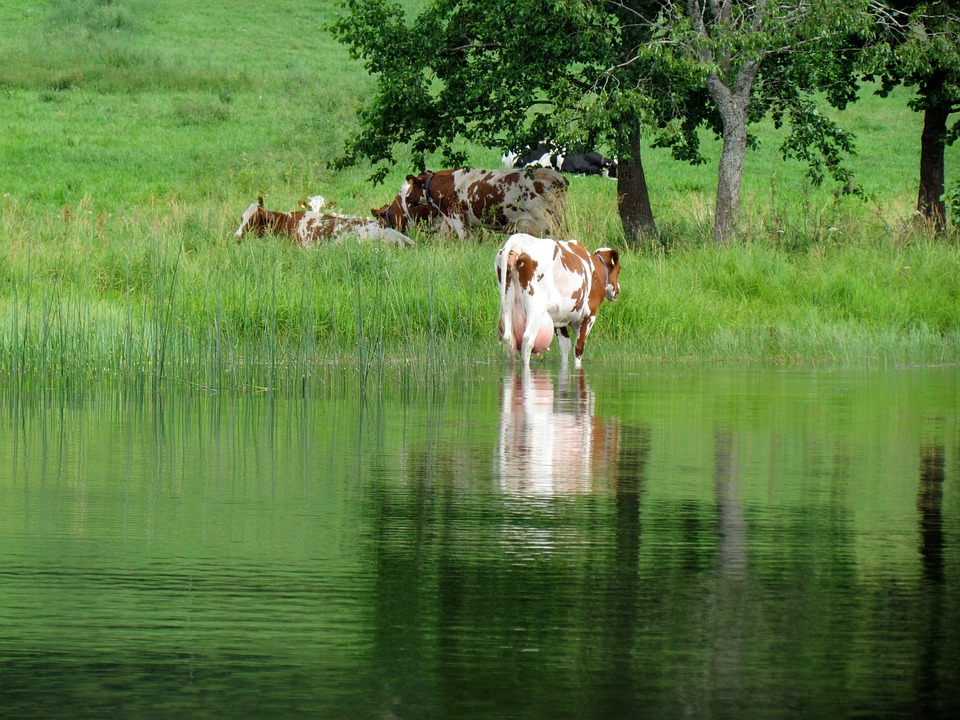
left=502, top=142, right=618, bottom=178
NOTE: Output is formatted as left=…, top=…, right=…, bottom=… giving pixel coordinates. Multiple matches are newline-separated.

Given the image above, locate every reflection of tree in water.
left=593, top=423, right=651, bottom=718
left=917, top=443, right=946, bottom=718
left=672, top=429, right=747, bottom=717
left=363, top=369, right=651, bottom=716
left=677, top=427, right=873, bottom=718
left=705, top=429, right=748, bottom=715
left=918, top=444, right=945, bottom=585
left=361, top=378, right=960, bottom=719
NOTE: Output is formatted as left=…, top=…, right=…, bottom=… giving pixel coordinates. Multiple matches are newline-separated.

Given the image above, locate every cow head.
left=372, top=199, right=407, bottom=231
left=298, top=195, right=329, bottom=213
left=374, top=172, right=441, bottom=231
left=235, top=196, right=269, bottom=242
left=593, top=248, right=621, bottom=301
left=402, top=171, right=436, bottom=209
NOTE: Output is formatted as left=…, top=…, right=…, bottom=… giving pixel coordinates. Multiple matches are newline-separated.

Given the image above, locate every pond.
left=1, top=364, right=958, bottom=719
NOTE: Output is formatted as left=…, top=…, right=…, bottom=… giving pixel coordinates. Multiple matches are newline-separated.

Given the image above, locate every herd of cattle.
left=233, top=148, right=622, bottom=370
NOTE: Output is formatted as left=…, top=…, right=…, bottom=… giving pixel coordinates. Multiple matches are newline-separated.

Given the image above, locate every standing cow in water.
left=495, top=233, right=621, bottom=370
left=373, top=168, right=568, bottom=239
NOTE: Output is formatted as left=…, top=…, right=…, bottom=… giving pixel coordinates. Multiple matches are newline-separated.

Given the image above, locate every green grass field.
left=1, top=0, right=958, bottom=394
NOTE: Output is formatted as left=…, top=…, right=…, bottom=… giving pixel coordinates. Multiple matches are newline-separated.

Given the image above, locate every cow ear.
left=406, top=174, right=417, bottom=183
left=257, top=196, right=264, bottom=207
left=609, top=249, right=620, bottom=265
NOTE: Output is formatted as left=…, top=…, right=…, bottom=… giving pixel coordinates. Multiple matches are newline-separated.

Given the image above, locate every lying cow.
left=235, top=197, right=412, bottom=246
left=373, top=168, right=568, bottom=239
left=495, top=232, right=621, bottom=369
left=502, top=142, right=618, bottom=178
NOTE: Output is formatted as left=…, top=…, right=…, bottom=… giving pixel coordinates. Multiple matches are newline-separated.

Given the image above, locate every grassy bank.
left=2, top=195, right=957, bottom=395
left=1, top=0, right=958, bottom=394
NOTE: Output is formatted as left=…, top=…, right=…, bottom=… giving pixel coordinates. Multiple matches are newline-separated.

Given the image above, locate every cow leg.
left=556, top=326, right=572, bottom=367
left=497, top=312, right=516, bottom=364
left=520, top=325, right=536, bottom=369
left=574, top=316, right=597, bottom=368
left=445, top=215, right=467, bottom=239
left=496, top=249, right=518, bottom=364
left=504, top=319, right=518, bottom=366
left=497, top=293, right=514, bottom=358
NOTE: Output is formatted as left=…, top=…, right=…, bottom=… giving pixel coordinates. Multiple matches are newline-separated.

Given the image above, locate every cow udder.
left=532, top=319, right=553, bottom=354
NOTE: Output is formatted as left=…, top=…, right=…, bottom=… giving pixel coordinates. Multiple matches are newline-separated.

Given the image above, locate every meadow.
left=1, top=0, right=958, bottom=395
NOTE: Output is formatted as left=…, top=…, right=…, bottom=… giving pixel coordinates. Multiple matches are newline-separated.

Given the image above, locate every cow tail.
left=496, top=249, right=510, bottom=344
left=497, top=246, right=524, bottom=351
left=505, top=249, right=528, bottom=351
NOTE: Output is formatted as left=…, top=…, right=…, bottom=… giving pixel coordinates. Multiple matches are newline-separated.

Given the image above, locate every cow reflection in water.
left=498, top=370, right=618, bottom=494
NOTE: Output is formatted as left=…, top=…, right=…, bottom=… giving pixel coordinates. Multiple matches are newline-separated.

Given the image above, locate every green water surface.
left=2, top=365, right=958, bottom=719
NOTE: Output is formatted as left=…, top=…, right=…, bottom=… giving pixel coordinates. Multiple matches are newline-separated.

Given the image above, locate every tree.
left=650, top=1, right=874, bottom=242
left=330, top=0, right=709, bottom=244
left=331, top=1, right=871, bottom=244
left=866, top=1, right=960, bottom=233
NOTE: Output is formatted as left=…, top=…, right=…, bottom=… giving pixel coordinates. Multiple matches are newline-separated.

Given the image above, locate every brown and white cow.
left=495, top=232, right=620, bottom=369
left=373, top=168, right=568, bottom=239
left=235, top=197, right=412, bottom=246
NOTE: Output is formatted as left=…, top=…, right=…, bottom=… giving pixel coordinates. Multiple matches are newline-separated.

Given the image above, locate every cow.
left=372, top=168, right=568, bottom=239
left=502, top=142, right=618, bottom=178
left=495, top=232, right=621, bottom=370
left=561, top=151, right=618, bottom=178
left=235, top=197, right=412, bottom=246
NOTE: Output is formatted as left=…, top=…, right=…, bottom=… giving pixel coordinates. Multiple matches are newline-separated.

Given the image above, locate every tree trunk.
left=918, top=76, right=949, bottom=234
left=617, top=129, right=658, bottom=246
left=714, top=117, right=748, bottom=244
left=707, top=65, right=757, bottom=244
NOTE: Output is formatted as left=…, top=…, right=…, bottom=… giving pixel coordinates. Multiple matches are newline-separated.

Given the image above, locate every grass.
left=0, top=0, right=958, bottom=395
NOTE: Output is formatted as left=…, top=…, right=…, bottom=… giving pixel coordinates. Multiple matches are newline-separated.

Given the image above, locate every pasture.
left=1, top=0, right=959, bottom=394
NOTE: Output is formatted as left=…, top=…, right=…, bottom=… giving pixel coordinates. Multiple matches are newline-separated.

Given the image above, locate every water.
left=2, top=365, right=958, bottom=719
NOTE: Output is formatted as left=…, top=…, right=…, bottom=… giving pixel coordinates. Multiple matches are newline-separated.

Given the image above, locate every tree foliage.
left=331, top=0, right=717, bottom=241
left=332, top=0, right=616, bottom=176
left=330, top=1, right=878, bottom=243
left=646, top=1, right=875, bottom=241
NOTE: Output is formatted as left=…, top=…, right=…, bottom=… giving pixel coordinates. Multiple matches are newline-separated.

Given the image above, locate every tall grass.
left=2, top=194, right=957, bottom=397
left=0, top=0, right=958, bottom=397
left=0, top=196, right=499, bottom=396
